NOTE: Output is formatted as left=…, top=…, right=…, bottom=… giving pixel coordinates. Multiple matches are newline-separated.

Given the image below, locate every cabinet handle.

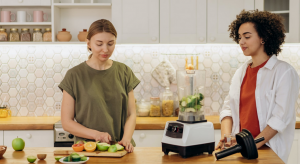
left=210, top=37, right=216, bottom=42
left=199, top=37, right=205, bottom=42
left=140, top=133, right=146, bottom=139
left=151, top=37, right=157, bottom=41
left=26, top=133, right=32, bottom=139
left=18, top=0, right=23, bottom=3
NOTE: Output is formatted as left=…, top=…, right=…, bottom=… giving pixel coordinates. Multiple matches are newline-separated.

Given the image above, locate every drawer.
left=133, top=130, right=164, bottom=147
left=0, top=0, right=51, bottom=6
left=4, top=130, right=54, bottom=147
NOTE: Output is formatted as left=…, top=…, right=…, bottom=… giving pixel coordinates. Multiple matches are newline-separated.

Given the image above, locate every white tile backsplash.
left=0, top=44, right=300, bottom=117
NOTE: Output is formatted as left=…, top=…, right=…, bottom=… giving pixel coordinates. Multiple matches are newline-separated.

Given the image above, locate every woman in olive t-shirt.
left=58, top=19, right=140, bottom=153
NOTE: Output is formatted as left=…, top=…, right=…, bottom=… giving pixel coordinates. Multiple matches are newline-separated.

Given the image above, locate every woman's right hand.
left=215, top=138, right=225, bottom=150
left=94, top=131, right=112, bottom=144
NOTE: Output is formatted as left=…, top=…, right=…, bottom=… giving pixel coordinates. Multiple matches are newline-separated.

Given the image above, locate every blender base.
left=162, top=142, right=215, bottom=158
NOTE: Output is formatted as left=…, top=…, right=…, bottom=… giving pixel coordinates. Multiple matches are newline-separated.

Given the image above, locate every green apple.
left=108, top=145, right=117, bottom=152
left=12, top=137, right=25, bottom=151
left=27, top=156, right=36, bottom=163
left=115, top=144, right=124, bottom=151
left=97, top=143, right=110, bottom=151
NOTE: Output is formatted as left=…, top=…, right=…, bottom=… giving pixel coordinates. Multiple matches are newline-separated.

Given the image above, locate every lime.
left=27, top=156, right=37, bottom=163
left=54, top=156, right=64, bottom=161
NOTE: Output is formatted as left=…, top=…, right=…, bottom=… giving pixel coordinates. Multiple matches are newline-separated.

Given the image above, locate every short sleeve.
left=125, top=66, right=140, bottom=93
left=58, top=70, right=76, bottom=100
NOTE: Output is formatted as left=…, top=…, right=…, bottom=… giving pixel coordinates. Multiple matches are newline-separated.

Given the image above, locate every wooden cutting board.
left=54, top=148, right=127, bottom=157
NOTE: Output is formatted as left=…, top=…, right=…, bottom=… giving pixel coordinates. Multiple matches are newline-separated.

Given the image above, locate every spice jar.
left=20, top=28, right=31, bottom=41
left=162, top=87, right=174, bottom=117
left=78, top=29, right=87, bottom=42
left=9, top=28, right=19, bottom=42
left=43, top=28, right=52, bottom=42
left=0, top=106, right=11, bottom=118
left=33, top=28, right=43, bottom=42
left=137, top=99, right=150, bottom=117
left=150, top=97, right=161, bottom=117
left=0, top=28, right=7, bottom=41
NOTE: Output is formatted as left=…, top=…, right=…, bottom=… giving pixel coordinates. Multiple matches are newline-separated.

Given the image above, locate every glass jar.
left=43, top=28, right=52, bottom=42
left=9, top=28, right=19, bottom=42
left=33, top=28, right=43, bottom=42
left=20, top=28, right=31, bottom=42
left=0, top=28, right=7, bottom=41
left=137, top=99, right=150, bottom=117
left=0, top=106, right=11, bottom=118
left=162, top=87, right=174, bottom=117
left=150, top=97, right=161, bottom=117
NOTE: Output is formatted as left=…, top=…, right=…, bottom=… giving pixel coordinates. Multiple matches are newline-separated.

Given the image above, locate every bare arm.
left=255, top=125, right=278, bottom=149
left=215, top=116, right=233, bottom=150
left=61, top=90, right=111, bottom=142
left=118, top=90, right=136, bottom=152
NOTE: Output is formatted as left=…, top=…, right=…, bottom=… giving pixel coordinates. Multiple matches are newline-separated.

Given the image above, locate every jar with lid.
left=137, top=99, right=150, bottom=117
left=20, top=28, right=31, bottom=42
left=0, top=28, right=7, bottom=41
left=162, top=87, right=174, bottom=117
left=33, top=28, right=43, bottom=42
left=9, top=28, right=19, bottom=41
left=0, top=106, right=11, bottom=118
left=150, top=97, right=161, bottom=117
left=43, top=28, right=52, bottom=42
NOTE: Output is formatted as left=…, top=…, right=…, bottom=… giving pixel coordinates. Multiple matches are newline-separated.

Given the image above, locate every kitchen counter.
left=1, top=146, right=284, bottom=164
left=1, top=116, right=300, bottom=130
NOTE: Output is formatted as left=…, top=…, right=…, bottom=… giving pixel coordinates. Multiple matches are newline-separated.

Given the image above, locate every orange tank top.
left=239, top=59, right=268, bottom=138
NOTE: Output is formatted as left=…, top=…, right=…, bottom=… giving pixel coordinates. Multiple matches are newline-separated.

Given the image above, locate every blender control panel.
left=166, top=123, right=184, bottom=139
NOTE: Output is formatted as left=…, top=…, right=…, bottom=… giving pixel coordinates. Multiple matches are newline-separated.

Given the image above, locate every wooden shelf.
left=270, top=10, right=289, bottom=14
left=53, top=3, right=111, bottom=8
left=0, top=22, right=52, bottom=26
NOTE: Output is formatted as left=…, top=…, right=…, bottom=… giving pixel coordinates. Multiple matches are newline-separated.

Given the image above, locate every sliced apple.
left=115, top=144, right=124, bottom=151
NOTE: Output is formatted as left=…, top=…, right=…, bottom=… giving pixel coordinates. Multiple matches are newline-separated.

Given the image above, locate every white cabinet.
left=160, top=0, right=206, bottom=44
left=207, top=0, right=254, bottom=43
left=0, top=0, right=51, bottom=6
left=255, top=0, right=300, bottom=43
left=0, top=131, right=3, bottom=145
left=133, top=130, right=163, bottom=147
left=112, top=0, right=159, bottom=44
left=287, top=129, right=300, bottom=164
left=3, top=130, right=54, bottom=147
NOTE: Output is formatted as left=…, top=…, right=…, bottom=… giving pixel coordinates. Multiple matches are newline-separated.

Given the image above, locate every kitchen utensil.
left=17, top=11, right=32, bottom=22
left=0, top=146, right=7, bottom=159
left=59, top=157, right=89, bottom=164
left=33, top=11, right=48, bottom=22
left=162, top=70, right=214, bottom=158
left=54, top=148, right=127, bottom=157
left=214, top=129, right=265, bottom=160
left=151, top=58, right=176, bottom=87
left=109, top=141, right=117, bottom=145
left=1, top=11, right=15, bottom=22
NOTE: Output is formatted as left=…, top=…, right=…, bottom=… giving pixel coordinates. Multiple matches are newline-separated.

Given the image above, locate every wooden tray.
left=54, top=148, right=127, bottom=158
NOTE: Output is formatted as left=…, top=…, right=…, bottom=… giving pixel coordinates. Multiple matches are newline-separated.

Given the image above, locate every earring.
left=261, top=41, right=265, bottom=44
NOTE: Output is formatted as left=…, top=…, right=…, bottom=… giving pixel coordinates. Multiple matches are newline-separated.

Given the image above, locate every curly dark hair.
left=229, top=10, right=286, bottom=56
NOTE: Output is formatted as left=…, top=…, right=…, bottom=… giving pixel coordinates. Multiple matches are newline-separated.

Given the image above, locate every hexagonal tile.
left=211, top=102, right=220, bottom=112
left=35, top=59, right=44, bottom=68
left=211, top=54, right=220, bottom=63
left=19, top=69, right=28, bottom=79
left=222, top=73, right=231, bottom=82
left=142, top=73, right=152, bottom=82
left=211, top=92, right=220, bottom=101
left=143, top=64, right=152, bottom=73
left=45, top=69, right=54, bottom=78
left=27, top=83, right=36, bottom=92
left=151, top=59, right=160, bottom=68
left=26, top=73, right=36, bottom=83
left=8, top=88, right=18, bottom=97
left=143, top=54, right=152, bottom=63
left=35, top=97, right=44, bottom=106
left=281, top=47, right=290, bottom=57
left=45, top=88, right=55, bottom=97
left=27, top=54, right=35, bottom=63
left=1, top=54, right=9, bottom=63
left=142, top=83, right=152, bottom=92
left=211, top=63, right=220, bottom=72
left=221, top=54, right=230, bottom=63
left=132, top=54, right=142, bottom=63
left=125, top=49, right=134, bottom=58
left=211, top=73, right=220, bottom=82
left=204, top=97, right=212, bottom=107
left=203, top=58, right=213, bottom=68
left=19, top=107, right=28, bottom=116
left=221, top=63, right=231, bottom=72
left=8, top=69, right=17, bottom=78
left=8, top=59, right=17, bottom=68
left=34, top=69, right=44, bottom=78
left=55, top=102, right=61, bottom=111
left=35, top=107, right=44, bottom=116
left=8, top=78, right=18, bottom=88
left=230, top=49, right=238, bottom=57
left=211, top=82, right=220, bottom=91
left=0, top=83, right=9, bottom=92
left=34, top=88, right=44, bottom=97
left=204, top=87, right=212, bottom=97
left=27, top=64, right=36, bottom=73
left=1, top=64, right=9, bottom=73
left=27, top=92, right=36, bottom=102
left=45, top=59, right=54, bottom=68
left=222, top=82, right=230, bottom=92
left=71, top=59, right=80, bottom=67
left=27, top=102, right=37, bottom=112
left=61, top=49, right=70, bottom=58
left=53, top=73, right=63, bottom=83
left=53, top=54, right=63, bottom=64
left=150, top=88, right=160, bottom=97
left=61, top=59, right=70, bottom=68
left=289, top=54, right=298, bottom=63
left=229, top=58, right=239, bottom=68
left=20, top=98, right=28, bottom=106
left=124, top=59, right=134, bottom=68
left=54, top=92, right=62, bottom=102
left=132, top=64, right=142, bottom=73
left=19, top=59, right=28, bottom=69
left=9, top=98, right=18, bottom=107
left=45, top=97, right=55, bottom=107
left=1, top=74, right=9, bottom=82
left=45, top=78, right=55, bottom=88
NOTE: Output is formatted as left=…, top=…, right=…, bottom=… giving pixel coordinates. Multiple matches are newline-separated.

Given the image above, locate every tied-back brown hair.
left=87, top=19, right=117, bottom=59
left=228, top=10, right=286, bottom=56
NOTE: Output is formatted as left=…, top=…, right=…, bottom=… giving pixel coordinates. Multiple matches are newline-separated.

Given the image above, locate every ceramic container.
left=78, top=29, right=88, bottom=42
left=57, top=28, right=72, bottom=42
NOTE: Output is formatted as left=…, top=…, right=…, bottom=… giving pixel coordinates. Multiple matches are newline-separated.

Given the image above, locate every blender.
left=161, top=70, right=215, bottom=158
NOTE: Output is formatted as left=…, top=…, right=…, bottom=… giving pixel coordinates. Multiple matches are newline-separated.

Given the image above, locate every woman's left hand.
left=118, top=139, right=134, bottom=153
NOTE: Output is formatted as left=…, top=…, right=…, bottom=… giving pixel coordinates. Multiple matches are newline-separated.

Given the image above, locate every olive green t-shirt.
left=58, top=60, right=140, bottom=146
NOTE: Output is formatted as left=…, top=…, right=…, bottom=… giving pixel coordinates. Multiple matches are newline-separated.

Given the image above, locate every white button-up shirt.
left=219, top=55, right=300, bottom=163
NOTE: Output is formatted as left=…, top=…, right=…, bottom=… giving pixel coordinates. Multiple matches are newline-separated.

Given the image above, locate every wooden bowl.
left=0, top=146, right=7, bottom=159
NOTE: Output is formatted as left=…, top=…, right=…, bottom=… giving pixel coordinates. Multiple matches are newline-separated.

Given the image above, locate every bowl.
left=37, top=154, right=47, bottom=160
left=0, top=146, right=7, bottom=159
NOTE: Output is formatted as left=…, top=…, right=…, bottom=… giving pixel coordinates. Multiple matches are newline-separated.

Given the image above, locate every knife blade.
left=109, top=141, right=117, bottom=145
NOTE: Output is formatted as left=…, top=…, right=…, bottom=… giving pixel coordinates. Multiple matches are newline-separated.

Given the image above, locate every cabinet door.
left=160, top=0, right=206, bottom=44
left=0, top=131, right=3, bottom=145
left=255, top=0, right=299, bottom=43
left=0, top=0, right=50, bottom=6
left=132, top=130, right=164, bottom=147
left=207, top=0, right=254, bottom=43
left=112, top=0, right=159, bottom=44
left=4, top=130, right=54, bottom=147
left=287, top=129, right=300, bottom=164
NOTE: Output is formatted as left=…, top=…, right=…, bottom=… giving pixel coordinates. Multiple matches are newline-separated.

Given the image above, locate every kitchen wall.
left=0, top=44, right=300, bottom=117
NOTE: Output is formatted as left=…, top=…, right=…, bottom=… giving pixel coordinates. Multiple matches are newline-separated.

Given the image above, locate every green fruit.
left=81, top=156, right=88, bottom=161
left=115, top=144, right=124, bottom=151
left=27, top=156, right=37, bottom=163
left=72, top=155, right=81, bottom=162
left=79, top=154, right=85, bottom=158
left=76, top=140, right=87, bottom=144
left=108, top=145, right=117, bottom=152
left=97, top=143, right=110, bottom=151
left=12, top=137, right=25, bottom=151
left=63, top=155, right=72, bottom=162
left=70, top=152, right=79, bottom=156
left=54, top=156, right=64, bottom=161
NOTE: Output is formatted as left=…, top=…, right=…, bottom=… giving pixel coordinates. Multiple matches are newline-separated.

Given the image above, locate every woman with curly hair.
left=216, top=10, right=300, bottom=163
